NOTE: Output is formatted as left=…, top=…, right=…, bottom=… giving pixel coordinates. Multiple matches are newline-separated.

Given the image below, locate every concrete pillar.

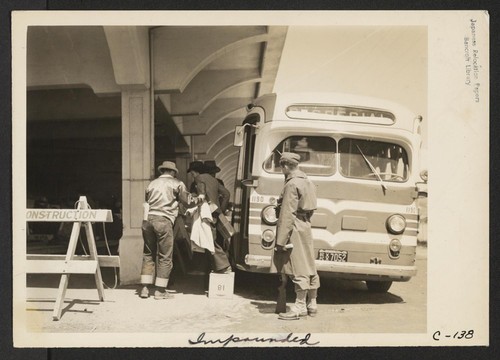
left=119, top=89, right=153, bottom=285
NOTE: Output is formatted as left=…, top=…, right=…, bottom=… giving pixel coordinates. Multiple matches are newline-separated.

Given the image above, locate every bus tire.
left=365, top=280, right=392, bottom=293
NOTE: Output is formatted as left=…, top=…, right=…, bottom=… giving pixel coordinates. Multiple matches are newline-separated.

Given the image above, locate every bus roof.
left=250, top=92, right=421, bottom=134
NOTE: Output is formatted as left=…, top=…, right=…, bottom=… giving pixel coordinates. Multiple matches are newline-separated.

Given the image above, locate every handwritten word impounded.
left=189, top=332, right=319, bottom=347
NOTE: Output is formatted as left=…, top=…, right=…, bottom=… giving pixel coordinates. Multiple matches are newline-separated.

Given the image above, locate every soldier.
left=272, top=152, right=320, bottom=320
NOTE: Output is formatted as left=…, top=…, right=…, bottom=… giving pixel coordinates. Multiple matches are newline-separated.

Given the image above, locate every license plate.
left=318, top=249, right=348, bottom=262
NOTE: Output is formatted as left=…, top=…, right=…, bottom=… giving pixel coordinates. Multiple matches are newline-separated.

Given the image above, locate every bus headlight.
left=386, top=214, right=406, bottom=234
left=261, top=205, right=278, bottom=225
left=261, top=229, right=275, bottom=249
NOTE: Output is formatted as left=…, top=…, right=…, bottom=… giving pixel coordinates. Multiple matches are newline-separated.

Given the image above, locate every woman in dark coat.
left=272, top=152, right=320, bottom=320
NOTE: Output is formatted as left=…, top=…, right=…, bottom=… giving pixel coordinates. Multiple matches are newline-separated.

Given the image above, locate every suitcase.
left=216, top=213, right=235, bottom=240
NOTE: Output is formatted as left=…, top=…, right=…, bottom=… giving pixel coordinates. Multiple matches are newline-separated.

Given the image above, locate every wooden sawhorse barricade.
left=26, top=196, right=120, bottom=320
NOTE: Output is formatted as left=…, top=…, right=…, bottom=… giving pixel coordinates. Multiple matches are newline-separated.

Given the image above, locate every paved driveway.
left=22, top=246, right=427, bottom=346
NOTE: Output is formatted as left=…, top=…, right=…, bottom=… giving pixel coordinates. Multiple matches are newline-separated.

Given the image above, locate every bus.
left=231, top=92, right=426, bottom=293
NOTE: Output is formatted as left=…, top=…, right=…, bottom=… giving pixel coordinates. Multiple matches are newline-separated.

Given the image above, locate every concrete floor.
left=20, top=246, right=427, bottom=347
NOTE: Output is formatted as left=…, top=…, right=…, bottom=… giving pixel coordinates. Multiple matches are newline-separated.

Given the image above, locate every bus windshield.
left=339, top=138, right=409, bottom=182
left=263, top=136, right=336, bottom=176
left=263, top=136, right=409, bottom=182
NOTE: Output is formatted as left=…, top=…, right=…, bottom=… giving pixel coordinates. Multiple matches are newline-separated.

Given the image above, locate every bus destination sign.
left=286, top=104, right=396, bottom=124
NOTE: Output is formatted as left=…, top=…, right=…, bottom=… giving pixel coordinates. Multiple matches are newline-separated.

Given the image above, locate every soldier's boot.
left=307, top=288, right=318, bottom=317
left=278, top=290, right=307, bottom=320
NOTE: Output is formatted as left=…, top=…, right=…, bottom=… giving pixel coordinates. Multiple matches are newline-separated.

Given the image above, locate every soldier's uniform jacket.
left=271, top=169, right=318, bottom=277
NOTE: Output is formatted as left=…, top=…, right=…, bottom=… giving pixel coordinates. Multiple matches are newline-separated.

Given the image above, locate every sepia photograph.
left=11, top=10, right=488, bottom=348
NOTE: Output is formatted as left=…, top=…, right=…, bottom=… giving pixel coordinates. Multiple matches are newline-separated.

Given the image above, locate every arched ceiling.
left=27, top=25, right=287, bottom=195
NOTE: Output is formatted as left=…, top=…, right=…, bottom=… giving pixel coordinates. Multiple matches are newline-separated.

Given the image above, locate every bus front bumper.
left=243, top=254, right=417, bottom=281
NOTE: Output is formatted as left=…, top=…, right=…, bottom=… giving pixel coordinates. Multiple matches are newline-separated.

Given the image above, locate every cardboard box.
left=208, top=272, right=235, bottom=299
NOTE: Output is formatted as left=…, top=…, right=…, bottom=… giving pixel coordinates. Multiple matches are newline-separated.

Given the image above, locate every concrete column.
left=119, top=89, right=153, bottom=285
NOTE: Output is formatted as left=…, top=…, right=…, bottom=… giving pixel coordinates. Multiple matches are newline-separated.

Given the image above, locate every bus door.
left=232, top=115, right=259, bottom=266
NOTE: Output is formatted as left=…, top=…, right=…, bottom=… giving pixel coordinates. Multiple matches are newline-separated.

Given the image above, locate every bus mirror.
left=234, top=126, right=244, bottom=147
left=234, top=123, right=260, bottom=146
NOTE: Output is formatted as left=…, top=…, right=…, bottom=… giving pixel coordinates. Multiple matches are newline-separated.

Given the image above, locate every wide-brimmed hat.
left=204, top=160, right=221, bottom=173
left=187, top=161, right=205, bottom=173
left=280, top=152, right=301, bottom=165
left=158, top=161, right=178, bottom=173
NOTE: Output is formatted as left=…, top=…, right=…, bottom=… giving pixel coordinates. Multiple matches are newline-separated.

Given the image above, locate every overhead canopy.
left=27, top=25, right=288, bottom=193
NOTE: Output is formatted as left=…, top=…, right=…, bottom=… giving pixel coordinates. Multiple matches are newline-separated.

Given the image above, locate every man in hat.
left=272, top=152, right=320, bottom=320
left=204, top=160, right=229, bottom=214
left=204, top=160, right=225, bottom=186
left=140, top=160, right=191, bottom=299
left=203, top=159, right=232, bottom=252
left=187, top=160, right=231, bottom=274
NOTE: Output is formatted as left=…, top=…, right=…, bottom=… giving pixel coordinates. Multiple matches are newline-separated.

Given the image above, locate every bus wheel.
left=365, top=281, right=392, bottom=293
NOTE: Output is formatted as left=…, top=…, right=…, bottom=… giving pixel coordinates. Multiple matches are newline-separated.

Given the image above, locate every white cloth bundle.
left=187, top=202, right=214, bottom=254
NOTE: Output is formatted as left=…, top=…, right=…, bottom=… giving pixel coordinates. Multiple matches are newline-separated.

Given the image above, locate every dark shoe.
left=154, top=290, right=174, bottom=300
left=140, top=286, right=149, bottom=299
left=216, top=266, right=232, bottom=274
left=307, top=307, right=318, bottom=317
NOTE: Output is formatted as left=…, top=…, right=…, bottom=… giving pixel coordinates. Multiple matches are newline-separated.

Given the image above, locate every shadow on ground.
left=26, top=298, right=101, bottom=317
left=27, top=266, right=403, bottom=306
left=233, top=270, right=403, bottom=306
